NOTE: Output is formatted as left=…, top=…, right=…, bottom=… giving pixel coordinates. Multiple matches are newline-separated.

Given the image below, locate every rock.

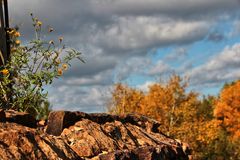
left=61, top=119, right=189, bottom=159
left=0, top=109, right=6, bottom=122
left=46, top=111, right=66, bottom=136
left=46, top=112, right=161, bottom=136
left=0, top=110, right=191, bottom=159
left=0, top=122, right=82, bottom=160
left=97, top=146, right=184, bottom=160
left=37, top=120, right=46, bottom=127
left=5, top=110, right=37, bottom=128
left=46, top=111, right=89, bottom=136
left=55, top=111, right=190, bottom=159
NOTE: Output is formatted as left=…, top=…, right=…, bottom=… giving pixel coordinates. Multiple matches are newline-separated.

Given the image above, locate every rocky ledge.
left=0, top=110, right=191, bottom=160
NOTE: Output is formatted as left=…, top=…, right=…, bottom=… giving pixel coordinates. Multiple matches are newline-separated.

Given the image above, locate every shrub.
left=0, top=14, right=84, bottom=119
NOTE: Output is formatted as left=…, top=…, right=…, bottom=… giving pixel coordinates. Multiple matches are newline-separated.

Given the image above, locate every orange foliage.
left=109, top=75, right=199, bottom=136
left=139, top=75, right=199, bottom=136
left=108, top=83, right=144, bottom=114
left=214, top=80, right=240, bottom=141
left=196, top=120, right=221, bottom=145
left=108, top=76, right=240, bottom=159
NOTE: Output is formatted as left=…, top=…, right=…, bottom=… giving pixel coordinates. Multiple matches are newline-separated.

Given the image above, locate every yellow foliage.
left=109, top=75, right=199, bottom=136
left=197, top=120, right=221, bottom=145
left=214, top=80, right=240, bottom=141
left=108, top=83, right=144, bottom=114
left=139, top=75, right=199, bottom=136
left=108, top=76, right=240, bottom=159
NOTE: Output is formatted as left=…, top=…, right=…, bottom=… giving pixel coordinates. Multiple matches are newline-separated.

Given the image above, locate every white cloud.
left=136, top=81, right=155, bottom=92
left=186, top=43, right=240, bottom=86
left=93, top=17, right=210, bottom=51
left=115, top=56, right=151, bottom=81
left=164, top=47, right=188, bottom=61
left=49, top=85, right=111, bottom=112
left=229, top=20, right=240, bottom=37
left=148, top=60, right=172, bottom=76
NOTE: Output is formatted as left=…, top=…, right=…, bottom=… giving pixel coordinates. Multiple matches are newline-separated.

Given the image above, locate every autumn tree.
left=186, top=81, right=240, bottom=159
left=108, top=76, right=240, bottom=159
left=214, top=80, right=240, bottom=140
left=108, top=83, right=144, bottom=114
left=139, top=75, right=200, bottom=137
left=211, top=80, right=240, bottom=159
left=108, top=75, right=200, bottom=140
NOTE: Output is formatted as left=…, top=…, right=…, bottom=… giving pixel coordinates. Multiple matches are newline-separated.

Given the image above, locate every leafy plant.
left=0, top=14, right=84, bottom=119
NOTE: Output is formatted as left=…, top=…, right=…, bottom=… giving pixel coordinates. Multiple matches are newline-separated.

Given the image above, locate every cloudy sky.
left=8, top=0, right=240, bottom=112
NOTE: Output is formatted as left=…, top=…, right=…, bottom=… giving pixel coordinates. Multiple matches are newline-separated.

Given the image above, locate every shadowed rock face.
left=46, top=111, right=161, bottom=136
left=0, top=109, right=37, bottom=127
left=0, top=110, right=191, bottom=160
left=0, top=110, right=81, bottom=160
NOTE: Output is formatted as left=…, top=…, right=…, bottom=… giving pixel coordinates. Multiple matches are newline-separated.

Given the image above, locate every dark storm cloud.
left=9, top=0, right=238, bottom=62
left=88, top=0, right=240, bottom=18
left=9, top=0, right=239, bottom=48
left=64, top=55, right=116, bottom=77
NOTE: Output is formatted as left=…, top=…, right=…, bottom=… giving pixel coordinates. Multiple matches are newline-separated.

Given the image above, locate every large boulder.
left=0, top=110, right=191, bottom=159
left=47, top=111, right=191, bottom=159
left=0, top=110, right=81, bottom=160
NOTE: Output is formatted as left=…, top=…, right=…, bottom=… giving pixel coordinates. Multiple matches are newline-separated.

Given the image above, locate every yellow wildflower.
left=15, top=40, right=21, bottom=45
left=36, top=21, right=42, bottom=26
left=57, top=68, right=63, bottom=76
left=48, top=27, right=54, bottom=32
left=59, top=36, right=63, bottom=43
left=7, top=29, right=15, bottom=35
left=14, top=32, right=21, bottom=37
left=49, top=40, right=54, bottom=45
left=1, top=69, right=9, bottom=75
left=11, top=48, right=17, bottom=52
left=62, top=64, right=68, bottom=71
left=55, top=59, right=61, bottom=64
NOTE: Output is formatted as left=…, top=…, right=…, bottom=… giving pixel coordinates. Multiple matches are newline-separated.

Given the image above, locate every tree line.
left=108, top=75, right=240, bottom=159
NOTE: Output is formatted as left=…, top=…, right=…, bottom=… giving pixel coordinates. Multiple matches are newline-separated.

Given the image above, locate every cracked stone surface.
left=0, top=110, right=191, bottom=160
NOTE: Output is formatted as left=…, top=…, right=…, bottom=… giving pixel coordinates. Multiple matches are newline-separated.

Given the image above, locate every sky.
left=8, top=0, right=240, bottom=112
